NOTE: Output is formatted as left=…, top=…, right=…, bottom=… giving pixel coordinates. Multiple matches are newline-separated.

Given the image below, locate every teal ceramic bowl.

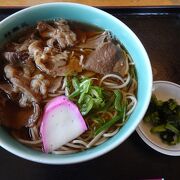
left=0, top=2, right=152, bottom=164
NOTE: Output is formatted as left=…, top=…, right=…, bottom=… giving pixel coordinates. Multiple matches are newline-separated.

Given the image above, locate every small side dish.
left=144, top=94, right=180, bottom=145
left=136, top=81, right=180, bottom=156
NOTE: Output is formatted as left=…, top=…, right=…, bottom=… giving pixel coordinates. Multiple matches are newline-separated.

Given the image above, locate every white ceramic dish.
left=136, top=81, right=180, bottom=156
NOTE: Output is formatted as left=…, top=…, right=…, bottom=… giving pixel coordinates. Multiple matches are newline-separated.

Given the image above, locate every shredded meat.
left=28, top=40, right=82, bottom=77
left=26, top=102, right=41, bottom=127
left=37, top=20, right=77, bottom=50
left=52, top=55, right=82, bottom=76
left=0, top=83, right=14, bottom=95
left=30, top=74, right=50, bottom=97
left=2, top=59, right=62, bottom=106
left=0, top=83, right=19, bottom=101
left=11, top=78, right=38, bottom=106
left=28, top=40, right=70, bottom=76
left=22, top=58, right=36, bottom=79
left=28, top=40, right=43, bottom=57
left=27, top=20, right=82, bottom=77
left=5, top=39, right=34, bottom=53
left=4, top=64, right=39, bottom=107
left=48, top=76, right=63, bottom=93
left=1, top=64, right=42, bottom=128
left=17, top=39, right=35, bottom=52
left=4, top=51, right=29, bottom=64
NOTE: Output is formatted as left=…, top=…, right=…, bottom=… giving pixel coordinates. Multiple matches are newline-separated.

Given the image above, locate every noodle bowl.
left=0, top=3, right=152, bottom=164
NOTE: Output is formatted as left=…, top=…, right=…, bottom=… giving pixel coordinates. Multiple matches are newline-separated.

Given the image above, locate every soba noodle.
left=0, top=19, right=137, bottom=154
left=15, top=63, right=137, bottom=154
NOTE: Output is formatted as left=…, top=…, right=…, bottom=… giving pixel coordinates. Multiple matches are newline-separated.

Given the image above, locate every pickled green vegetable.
left=144, top=94, right=180, bottom=145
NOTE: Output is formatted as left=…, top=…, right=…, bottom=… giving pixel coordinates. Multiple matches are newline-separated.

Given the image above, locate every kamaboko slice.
left=40, top=96, right=87, bottom=153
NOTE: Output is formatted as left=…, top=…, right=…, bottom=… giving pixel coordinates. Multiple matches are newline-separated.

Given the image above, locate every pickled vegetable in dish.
left=144, top=94, right=180, bottom=145
left=0, top=19, right=137, bottom=154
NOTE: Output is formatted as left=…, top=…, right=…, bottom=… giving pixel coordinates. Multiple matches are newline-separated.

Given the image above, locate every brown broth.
left=0, top=97, right=33, bottom=130
left=69, top=21, right=104, bottom=43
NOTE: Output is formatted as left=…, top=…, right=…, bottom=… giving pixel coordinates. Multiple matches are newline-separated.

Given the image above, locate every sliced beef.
left=28, top=40, right=43, bottom=57
left=83, top=41, right=128, bottom=77
left=7, top=77, right=39, bottom=107
left=30, top=74, right=50, bottom=97
left=26, top=102, right=41, bottom=127
left=28, top=40, right=82, bottom=77
left=0, top=83, right=14, bottom=95
left=4, top=64, right=39, bottom=107
left=48, top=76, right=63, bottom=93
left=28, top=40, right=69, bottom=76
left=22, top=58, right=36, bottom=78
left=0, top=83, right=19, bottom=101
left=4, top=51, right=29, bottom=64
left=2, top=64, right=42, bottom=128
left=37, top=20, right=77, bottom=50
left=77, top=31, right=109, bottom=49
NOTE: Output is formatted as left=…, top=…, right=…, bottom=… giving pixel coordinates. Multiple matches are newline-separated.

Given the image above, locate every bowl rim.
left=0, top=2, right=153, bottom=164
left=153, top=80, right=180, bottom=89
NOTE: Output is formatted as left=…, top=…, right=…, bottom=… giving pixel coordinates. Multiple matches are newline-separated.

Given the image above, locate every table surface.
left=0, top=7, right=180, bottom=180
left=0, top=0, right=180, bottom=7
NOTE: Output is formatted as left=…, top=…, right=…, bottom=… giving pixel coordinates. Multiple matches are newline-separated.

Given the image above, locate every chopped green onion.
left=78, top=91, right=86, bottom=104
left=80, top=79, right=92, bottom=93
left=80, top=95, right=93, bottom=115
left=68, top=77, right=107, bottom=115
left=72, top=77, right=80, bottom=90
left=95, top=106, right=126, bottom=135
left=114, top=90, right=122, bottom=111
left=68, top=89, right=80, bottom=99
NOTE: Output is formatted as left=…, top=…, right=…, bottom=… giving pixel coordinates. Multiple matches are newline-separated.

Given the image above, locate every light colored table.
left=0, top=0, right=180, bottom=7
